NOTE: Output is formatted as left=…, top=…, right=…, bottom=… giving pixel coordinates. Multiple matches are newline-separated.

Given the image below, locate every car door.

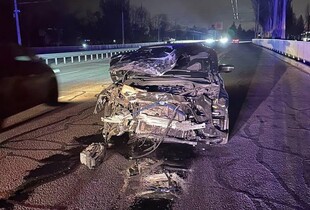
left=0, top=44, right=54, bottom=119
left=0, top=52, right=20, bottom=119
left=14, top=50, right=50, bottom=110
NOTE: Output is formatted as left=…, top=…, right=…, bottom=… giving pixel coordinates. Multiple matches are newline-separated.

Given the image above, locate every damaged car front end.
left=94, top=43, right=232, bottom=158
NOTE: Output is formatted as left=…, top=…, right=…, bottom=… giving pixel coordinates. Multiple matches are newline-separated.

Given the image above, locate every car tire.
left=46, top=77, right=59, bottom=106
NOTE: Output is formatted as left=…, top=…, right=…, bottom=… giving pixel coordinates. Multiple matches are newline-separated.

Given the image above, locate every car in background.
left=94, top=43, right=234, bottom=158
left=0, top=43, right=59, bottom=125
left=301, top=32, right=310, bottom=42
left=232, top=38, right=240, bottom=44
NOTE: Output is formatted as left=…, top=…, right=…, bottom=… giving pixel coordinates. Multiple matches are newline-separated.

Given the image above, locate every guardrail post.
left=96, top=54, right=99, bottom=59
left=45, top=59, right=48, bottom=65
left=85, top=55, right=87, bottom=61
left=71, top=56, right=74, bottom=63
left=91, top=54, right=93, bottom=60
left=63, top=57, right=66, bottom=64
left=55, top=58, right=58, bottom=65
left=105, top=53, right=108, bottom=58
left=78, top=56, right=81, bottom=62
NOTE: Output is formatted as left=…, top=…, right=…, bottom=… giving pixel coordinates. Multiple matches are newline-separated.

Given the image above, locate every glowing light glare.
left=220, top=37, right=229, bottom=44
left=82, top=43, right=87, bottom=48
left=205, top=38, right=215, bottom=43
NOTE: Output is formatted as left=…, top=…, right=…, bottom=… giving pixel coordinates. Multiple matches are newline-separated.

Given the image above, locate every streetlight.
left=13, top=0, right=51, bottom=46
left=13, top=0, right=22, bottom=45
left=122, top=10, right=125, bottom=44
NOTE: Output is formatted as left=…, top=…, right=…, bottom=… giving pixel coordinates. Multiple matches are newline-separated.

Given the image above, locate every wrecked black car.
left=94, top=43, right=233, bottom=157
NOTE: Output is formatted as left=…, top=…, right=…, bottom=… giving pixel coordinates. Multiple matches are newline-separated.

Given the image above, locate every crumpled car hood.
left=110, top=46, right=177, bottom=76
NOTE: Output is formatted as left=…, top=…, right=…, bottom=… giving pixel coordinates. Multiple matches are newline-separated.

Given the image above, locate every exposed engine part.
left=80, top=143, right=106, bottom=169
left=128, top=158, right=187, bottom=200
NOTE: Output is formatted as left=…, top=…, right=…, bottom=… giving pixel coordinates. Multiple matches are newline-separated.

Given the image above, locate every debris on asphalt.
left=80, top=143, right=106, bottom=169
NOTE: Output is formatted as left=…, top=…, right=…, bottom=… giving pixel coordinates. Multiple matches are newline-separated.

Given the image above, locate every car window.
left=0, top=43, right=44, bottom=77
left=0, top=43, right=36, bottom=62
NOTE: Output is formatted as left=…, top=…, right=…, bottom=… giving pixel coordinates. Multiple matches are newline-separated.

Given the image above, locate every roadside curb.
left=253, top=44, right=310, bottom=75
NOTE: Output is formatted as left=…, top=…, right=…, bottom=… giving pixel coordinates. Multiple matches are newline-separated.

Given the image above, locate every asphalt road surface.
left=0, top=43, right=309, bottom=210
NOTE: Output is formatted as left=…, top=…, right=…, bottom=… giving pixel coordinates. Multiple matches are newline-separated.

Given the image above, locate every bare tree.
left=251, top=0, right=273, bottom=37
left=306, top=3, right=310, bottom=31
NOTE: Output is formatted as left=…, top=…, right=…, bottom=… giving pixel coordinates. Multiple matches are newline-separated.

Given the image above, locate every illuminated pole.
left=13, top=0, right=22, bottom=45
left=122, top=10, right=125, bottom=44
left=157, top=18, right=160, bottom=42
left=281, top=0, right=287, bottom=39
left=257, top=1, right=260, bottom=37
left=174, top=19, right=177, bottom=39
left=273, top=0, right=279, bottom=38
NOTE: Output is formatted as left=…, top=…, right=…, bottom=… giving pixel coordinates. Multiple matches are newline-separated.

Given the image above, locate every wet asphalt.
left=0, top=43, right=309, bottom=210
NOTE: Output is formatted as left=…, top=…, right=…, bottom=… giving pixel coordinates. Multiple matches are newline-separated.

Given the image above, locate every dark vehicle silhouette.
left=0, top=43, right=58, bottom=125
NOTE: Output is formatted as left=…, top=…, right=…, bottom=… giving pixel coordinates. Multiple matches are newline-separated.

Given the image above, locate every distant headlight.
left=82, top=43, right=88, bottom=48
left=205, top=38, right=215, bottom=43
left=220, top=37, right=229, bottom=44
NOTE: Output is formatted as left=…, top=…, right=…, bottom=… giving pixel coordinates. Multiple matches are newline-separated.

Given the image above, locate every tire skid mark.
left=67, top=91, right=87, bottom=101
left=6, top=153, right=41, bottom=162
left=287, top=127, right=310, bottom=131
left=267, top=104, right=310, bottom=131
left=0, top=106, right=98, bottom=209
left=242, top=116, right=310, bottom=210
left=6, top=138, right=71, bottom=145
left=0, top=106, right=93, bottom=148
left=0, top=105, right=93, bottom=146
left=282, top=100, right=310, bottom=112
left=0, top=144, right=86, bottom=209
left=239, top=133, right=309, bottom=160
left=207, top=154, right=304, bottom=210
left=251, top=198, right=274, bottom=210
left=0, top=146, right=64, bottom=152
left=303, top=160, right=310, bottom=188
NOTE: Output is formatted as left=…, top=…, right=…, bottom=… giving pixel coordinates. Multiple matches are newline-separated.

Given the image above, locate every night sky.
left=68, top=0, right=308, bottom=30
left=131, top=0, right=309, bottom=29
left=131, top=0, right=254, bottom=29
left=0, top=0, right=308, bottom=44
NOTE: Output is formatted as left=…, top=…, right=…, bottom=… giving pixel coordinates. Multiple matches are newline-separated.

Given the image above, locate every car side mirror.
left=219, top=64, right=234, bottom=73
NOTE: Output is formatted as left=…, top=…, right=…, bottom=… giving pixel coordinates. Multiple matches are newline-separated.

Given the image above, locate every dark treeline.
left=1, top=0, right=257, bottom=47
left=286, top=0, right=308, bottom=39
left=251, top=0, right=309, bottom=39
left=228, top=22, right=255, bottom=40
left=1, top=0, right=213, bottom=47
left=0, top=1, right=16, bottom=43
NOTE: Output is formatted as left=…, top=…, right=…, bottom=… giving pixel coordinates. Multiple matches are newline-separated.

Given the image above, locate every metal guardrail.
left=38, top=48, right=138, bottom=66
left=37, top=40, right=229, bottom=66
left=252, top=39, right=310, bottom=64
left=36, top=42, right=166, bottom=66
left=31, top=42, right=166, bottom=54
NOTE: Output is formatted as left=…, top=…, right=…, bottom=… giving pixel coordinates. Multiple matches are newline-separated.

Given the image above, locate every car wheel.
left=46, top=77, right=59, bottom=106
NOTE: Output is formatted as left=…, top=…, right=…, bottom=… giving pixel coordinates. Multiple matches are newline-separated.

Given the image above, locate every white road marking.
left=58, top=70, right=83, bottom=75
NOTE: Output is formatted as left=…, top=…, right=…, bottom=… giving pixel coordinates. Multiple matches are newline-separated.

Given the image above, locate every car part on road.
left=128, top=158, right=187, bottom=202
left=80, top=143, right=106, bottom=169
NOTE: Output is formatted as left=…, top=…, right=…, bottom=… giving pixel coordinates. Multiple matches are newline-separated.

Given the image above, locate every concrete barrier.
left=252, top=39, right=310, bottom=63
